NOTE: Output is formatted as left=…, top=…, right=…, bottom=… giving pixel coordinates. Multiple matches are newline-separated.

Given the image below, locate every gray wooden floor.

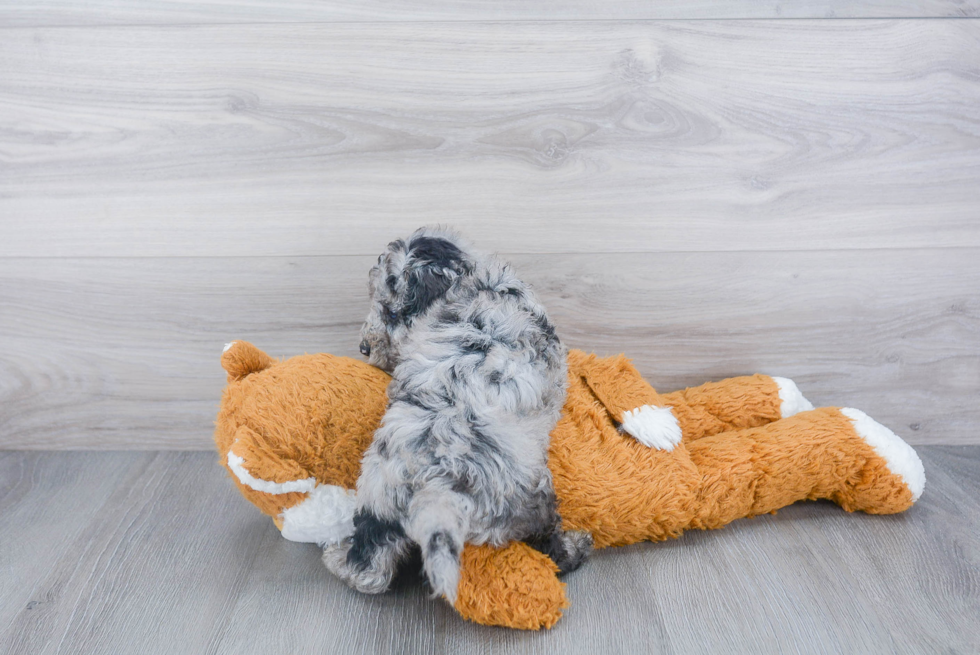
left=1, top=446, right=977, bottom=654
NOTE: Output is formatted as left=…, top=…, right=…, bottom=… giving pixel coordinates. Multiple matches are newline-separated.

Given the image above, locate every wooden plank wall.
left=1, top=3, right=978, bottom=448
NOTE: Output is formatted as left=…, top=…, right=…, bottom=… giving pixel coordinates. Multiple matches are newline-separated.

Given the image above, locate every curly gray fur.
left=323, top=227, right=591, bottom=602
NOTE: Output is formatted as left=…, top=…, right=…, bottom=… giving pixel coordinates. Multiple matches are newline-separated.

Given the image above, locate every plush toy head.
left=214, top=342, right=388, bottom=543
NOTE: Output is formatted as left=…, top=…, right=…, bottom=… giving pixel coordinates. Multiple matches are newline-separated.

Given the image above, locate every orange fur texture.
left=215, top=341, right=921, bottom=630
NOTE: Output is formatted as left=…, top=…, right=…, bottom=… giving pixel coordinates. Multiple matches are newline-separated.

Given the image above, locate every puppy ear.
left=403, top=236, right=471, bottom=319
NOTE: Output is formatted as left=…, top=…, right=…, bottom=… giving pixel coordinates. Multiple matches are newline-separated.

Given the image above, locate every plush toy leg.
left=685, top=407, right=925, bottom=530
left=660, top=374, right=814, bottom=443
left=453, top=542, right=568, bottom=630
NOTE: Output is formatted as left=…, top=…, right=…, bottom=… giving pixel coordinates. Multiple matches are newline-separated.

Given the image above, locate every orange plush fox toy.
left=215, top=340, right=925, bottom=630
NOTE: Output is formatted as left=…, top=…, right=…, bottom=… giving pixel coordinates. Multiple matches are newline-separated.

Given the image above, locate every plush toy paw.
left=279, top=484, right=357, bottom=545
left=621, top=405, right=682, bottom=450
left=842, top=407, right=926, bottom=502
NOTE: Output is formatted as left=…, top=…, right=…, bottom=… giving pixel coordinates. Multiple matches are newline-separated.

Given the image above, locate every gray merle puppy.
left=322, top=227, right=592, bottom=602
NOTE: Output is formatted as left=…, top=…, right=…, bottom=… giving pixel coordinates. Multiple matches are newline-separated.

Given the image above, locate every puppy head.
left=360, top=227, right=474, bottom=372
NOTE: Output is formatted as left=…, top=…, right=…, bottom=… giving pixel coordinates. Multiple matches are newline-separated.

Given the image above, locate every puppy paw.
left=554, top=530, right=593, bottom=575
left=322, top=541, right=395, bottom=595
left=621, top=405, right=682, bottom=451
left=525, top=528, right=593, bottom=575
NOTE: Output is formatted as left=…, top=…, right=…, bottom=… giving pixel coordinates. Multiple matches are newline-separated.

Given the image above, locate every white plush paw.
left=621, top=405, right=682, bottom=451
left=773, top=377, right=815, bottom=418
left=842, top=408, right=926, bottom=502
left=280, top=484, right=357, bottom=546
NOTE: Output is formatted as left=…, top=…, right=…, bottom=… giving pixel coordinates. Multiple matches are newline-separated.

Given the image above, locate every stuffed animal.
left=214, top=341, right=925, bottom=630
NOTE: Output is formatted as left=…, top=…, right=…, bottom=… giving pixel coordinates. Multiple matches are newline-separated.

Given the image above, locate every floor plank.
left=1, top=0, right=977, bottom=26
left=0, top=452, right=278, bottom=655
left=0, top=447, right=976, bottom=654
left=0, top=452, right=145, bottom=640
left=1, top=250, right=976, bottom=449
left=2, top=20, right=978, bottom=256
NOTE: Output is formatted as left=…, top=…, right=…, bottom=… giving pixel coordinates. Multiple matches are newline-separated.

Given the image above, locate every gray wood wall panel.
left=1, top=15, right=976, bottom=450
left=1, top=448, right=977, bottom=653
left=2, top=20, right=979, bottom=257
left=1, top=249, right=976, bottom=449
left=1, top=0, right=978, bottom=26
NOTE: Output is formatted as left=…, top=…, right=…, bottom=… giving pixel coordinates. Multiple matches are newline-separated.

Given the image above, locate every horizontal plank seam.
left=1, top=16, right=980, bottom=30
left=2, top=244, right=980, bottom=260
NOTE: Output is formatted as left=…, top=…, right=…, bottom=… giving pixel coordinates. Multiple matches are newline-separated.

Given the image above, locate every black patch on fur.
left=386, top=274, right=398, bottom=292
left=392, top=394, right=430, bottom=412
left=381, top=304, right=400, bottom=327
left=533, top=313, right=557, bottom=339
left=467, top=419, right=503, bottom=461
left=410, top=236, right=466, bottom=271
left=390, top=544, right=424, bottom=589
left=427, top=531, right=459, bottom=559
left=451, top=477, right=473, bottom=495
left=402, top=237, right=471, bottom=320
left=437, top=307, right=461, bottom=323
left=460, top=333, right=492, bottom=355
left=408, top=425, right=434, bottom=451
left=347, top=510, right=406, bottom=571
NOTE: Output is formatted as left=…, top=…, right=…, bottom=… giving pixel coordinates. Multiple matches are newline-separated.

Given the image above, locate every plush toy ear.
left=453, top=542, right=568, bottom=630
left=221, top=341, right=277, bottom=382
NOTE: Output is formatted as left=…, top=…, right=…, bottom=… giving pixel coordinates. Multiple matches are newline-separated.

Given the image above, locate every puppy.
left=323, top=227, right=592, bottom=602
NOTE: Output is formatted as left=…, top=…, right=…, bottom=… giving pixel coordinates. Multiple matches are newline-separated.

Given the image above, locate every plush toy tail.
left=221, top=341, right=277, bottom=382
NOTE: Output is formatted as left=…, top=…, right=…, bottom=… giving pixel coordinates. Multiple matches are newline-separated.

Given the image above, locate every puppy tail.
left=407, top=491, right=469, bottom=605
left=423, top=530, right=463, bottom=604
